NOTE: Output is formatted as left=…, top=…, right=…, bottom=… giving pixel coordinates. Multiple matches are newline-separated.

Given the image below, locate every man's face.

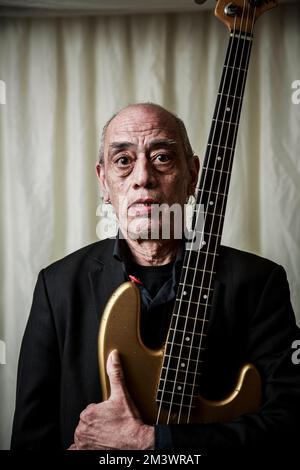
left=96, top=105, right=199, bottom=240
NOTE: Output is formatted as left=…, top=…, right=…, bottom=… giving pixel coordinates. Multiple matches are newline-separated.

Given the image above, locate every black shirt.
left=113, top=235, right=184, bottom=349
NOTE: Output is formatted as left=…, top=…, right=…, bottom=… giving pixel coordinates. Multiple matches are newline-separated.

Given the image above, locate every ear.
left=188, top=155, right=200, bottom=196
left=95, top=162, right=110, bottom=203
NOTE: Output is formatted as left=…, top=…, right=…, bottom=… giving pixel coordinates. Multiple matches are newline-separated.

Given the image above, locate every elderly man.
left=11, top=103, right=300, bottom=453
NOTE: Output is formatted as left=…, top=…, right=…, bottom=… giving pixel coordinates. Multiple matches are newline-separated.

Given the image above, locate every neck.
left=122, top=235, right=181, bottom=266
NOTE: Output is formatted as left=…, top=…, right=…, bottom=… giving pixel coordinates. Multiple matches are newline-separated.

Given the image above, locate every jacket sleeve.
left=155, top=265, right=300, bottom=455
left=11, top=270, right=61, bottom=450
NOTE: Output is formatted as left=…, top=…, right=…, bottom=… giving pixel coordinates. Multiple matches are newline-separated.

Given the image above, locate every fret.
left=159, top=378, right=201, bottom=394
left=201, top=166, right=230, bottom=175
left=181, top=263, right=217, bottom=286
left=158, top=382, right=197, bottom=392
left=162, top=365, right=203, bottom=374
left=206, top=216, right=224, bottom=238
left=158, top=389, right=195, bottom=400
left=198, top=167, right=231, bottom=197
left=192, top=209, right=225, bottom=231
left=225, top=35, right=252, bottom=69
left=193, top=210, right=225, bottom=219
left=164, top=344, right=206, bottom=362
left=179, top=282, right=214, bottom=290
left=157, top=390, right=196, bottom=404
left=200, top=229, right=223, bottom=239
left=194, top=232, right=221, bottom=254
left=177, top=289, right=213, bottom=305
left=156, top=397, right=196, bottom=409
left=176, top=286, right=214, bottom=306
left=207, top=143, right=234, bottom=151
left=168, top=329, right=207, bottom=347
left=185, top=234, right=220, bottom=255
left=214, top=94, right=242, bottom=123
left=212, top=118, right=239, bottom=126
left=176, top=298, right=211, bottom=310
left=195, top=188, right=227, bottom=198
left=184, top=248, right=219, bottom=268
left=201, top=154, right=230, bottom=173
left=170, top=314, right=209, bottom=333
left=161, top=355, right=205, bottom=389
left=169, top=327, right=206, bottom=337
left=176, top=284, right=214, bottom=305
left=202, top=211, right=226, bottom=235
left=182, top=266, right=216, bottom=274
left=159, top=379, right=198, bottom=388
left=217, top=92, right=242, bottom=100
left=224, top=64, right=247, bottom=73
left=208, top=119, right=238, bottom=148
left=193, top=188, right=228, bottom=207
left=159, top=377, right=199, bottom=389
left=206, top=214, right=225, bottom=237
left=219, top=66, right=247, bottom=101
left=171, top=314, right=209, bottom=324
left=174, top=297, right=211, bottom=324
left=167, top=330, right=208, bottom=352
left=183, top=250, right=221, bottom=264
left=164, top=353, right=205, bottom=364
left=158, top=383, right=197, bottom=393
left=182, top=250, right=217, bottom=271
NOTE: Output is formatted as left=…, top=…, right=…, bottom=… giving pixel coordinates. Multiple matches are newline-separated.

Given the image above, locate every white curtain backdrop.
left=0, top=4, right=299, bottom=449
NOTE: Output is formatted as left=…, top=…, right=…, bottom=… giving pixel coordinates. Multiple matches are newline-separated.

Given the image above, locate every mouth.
left=129, top=198, right=158, bottom=207
left=128, top=198, right=159, bottom=216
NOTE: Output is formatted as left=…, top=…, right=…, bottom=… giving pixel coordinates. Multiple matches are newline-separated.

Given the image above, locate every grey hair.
left=98, top=102, right=195, bottom=164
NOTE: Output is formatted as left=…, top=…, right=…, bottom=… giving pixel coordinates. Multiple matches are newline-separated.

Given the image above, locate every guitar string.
left=178, top=3, right=251, bottom=423
left=156, top=2, right=256, bottom=424
left=156, top=5, right=245, bottom=424
left=184, top=4, right=256, bottom=423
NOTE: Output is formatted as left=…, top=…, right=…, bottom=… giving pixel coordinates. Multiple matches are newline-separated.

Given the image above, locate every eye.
left=115, top=155, right=132, bottom=167
left=153, top=153, right=171, bottom=164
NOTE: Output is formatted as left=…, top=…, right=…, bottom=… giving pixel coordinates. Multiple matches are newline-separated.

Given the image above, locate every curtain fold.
left=0, top=4, right=299, bottom=449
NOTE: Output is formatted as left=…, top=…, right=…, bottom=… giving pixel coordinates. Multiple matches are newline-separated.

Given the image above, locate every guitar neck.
left=158, top=31, right=254, bottom=413
left=194, top=31, right=253, bottom=252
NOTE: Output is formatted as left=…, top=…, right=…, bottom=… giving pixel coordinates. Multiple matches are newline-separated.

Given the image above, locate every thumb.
left=107, top=350, right=142, bottom=419
left=106, top=349, right=127, bottom=400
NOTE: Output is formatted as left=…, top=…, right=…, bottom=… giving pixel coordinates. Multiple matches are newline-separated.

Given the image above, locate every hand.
left=69, top=350, right=155, bottom=450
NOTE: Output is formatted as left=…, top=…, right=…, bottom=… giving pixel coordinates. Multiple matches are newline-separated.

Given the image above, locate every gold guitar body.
left=98, top=282, right=262, bottom=424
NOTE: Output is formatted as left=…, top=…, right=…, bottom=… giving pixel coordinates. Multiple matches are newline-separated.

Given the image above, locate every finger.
left=106, top=349, right=127, bottom=400
left=74, top=431, right=85, bottom=450
left=85, top=402, right=97, bottom=410
left=80, top=403, right=97, bottom=422
left=67, top=443, right=77, bottom=450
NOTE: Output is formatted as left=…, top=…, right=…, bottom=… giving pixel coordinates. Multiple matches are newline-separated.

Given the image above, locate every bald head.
left=98, top=103, right=194, bottom=165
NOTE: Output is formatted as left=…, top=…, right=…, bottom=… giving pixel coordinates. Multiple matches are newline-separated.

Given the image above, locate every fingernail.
left=111, top=349, right=119, bottom=365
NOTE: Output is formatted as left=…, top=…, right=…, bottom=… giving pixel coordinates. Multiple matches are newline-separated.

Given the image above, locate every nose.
left=132, top=156, right=157, bottom=189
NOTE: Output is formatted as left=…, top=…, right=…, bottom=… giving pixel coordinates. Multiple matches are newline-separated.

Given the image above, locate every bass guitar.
left=98, top=0, right=277, bottom=425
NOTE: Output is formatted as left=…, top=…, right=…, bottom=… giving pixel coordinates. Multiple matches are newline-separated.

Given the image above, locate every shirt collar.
left=113, top=231, right=185, bottom=270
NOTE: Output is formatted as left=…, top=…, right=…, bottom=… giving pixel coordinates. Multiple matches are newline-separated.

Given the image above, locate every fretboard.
left=157, top=32, right=253, bottom=418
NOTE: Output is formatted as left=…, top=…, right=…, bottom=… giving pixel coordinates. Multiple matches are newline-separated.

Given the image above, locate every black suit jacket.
left=11, top=239, right=300, bottom=453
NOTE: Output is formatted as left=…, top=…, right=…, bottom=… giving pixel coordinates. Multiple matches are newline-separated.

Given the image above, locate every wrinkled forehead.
left=105, top=106, right=180, bottom=143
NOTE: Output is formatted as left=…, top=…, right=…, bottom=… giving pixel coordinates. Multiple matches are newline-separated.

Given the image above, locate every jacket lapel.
left=89, top=256, right=126, bottom=326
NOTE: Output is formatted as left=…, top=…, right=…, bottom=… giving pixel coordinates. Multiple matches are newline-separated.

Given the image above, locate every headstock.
left=215, top=0, right=278, bottom=33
